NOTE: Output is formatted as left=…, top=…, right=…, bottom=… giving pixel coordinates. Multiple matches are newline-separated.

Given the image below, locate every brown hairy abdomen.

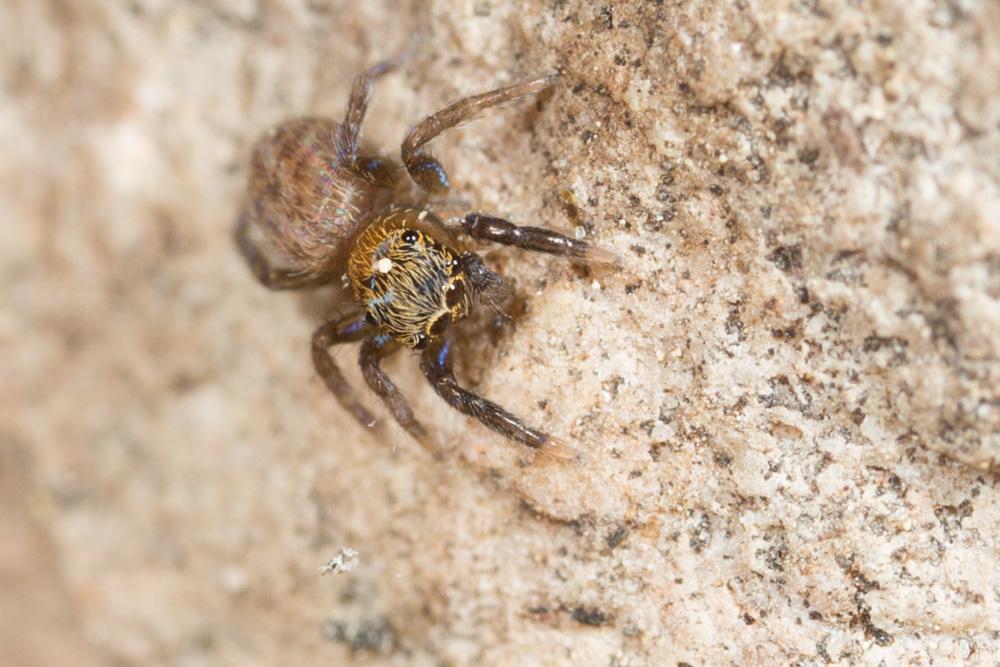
left=247, top=117, right=391, bottom=275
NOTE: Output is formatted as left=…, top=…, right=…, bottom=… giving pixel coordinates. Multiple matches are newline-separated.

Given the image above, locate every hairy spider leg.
left=359, top=334, right=438, bottom=456
left=420, top=337, right=578, bottom=460
left=311, top=313, right=380, bottom=428
left=234, top=209, right=336, bottom=290
left=339, top=58, right=400, bottom=158
left=401, top=74, right=558, bottom=194
left=460, top=213, right=619, bottom=266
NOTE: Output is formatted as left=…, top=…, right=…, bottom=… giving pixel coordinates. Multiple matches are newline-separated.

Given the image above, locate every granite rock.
left=2, top=1, right=998, bottom=665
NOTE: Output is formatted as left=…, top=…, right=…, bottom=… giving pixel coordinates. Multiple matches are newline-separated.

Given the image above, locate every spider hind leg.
left=235, top=209, right=335, bottom=290
left=339, top=58, right=401, bottom=158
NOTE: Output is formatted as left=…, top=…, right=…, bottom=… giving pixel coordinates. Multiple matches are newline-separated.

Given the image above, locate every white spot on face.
left=376, top=258, right=393, bottom=273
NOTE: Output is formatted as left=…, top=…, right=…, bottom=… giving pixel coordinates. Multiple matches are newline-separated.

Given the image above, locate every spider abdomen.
left=247, top=117, right=395, bottom=276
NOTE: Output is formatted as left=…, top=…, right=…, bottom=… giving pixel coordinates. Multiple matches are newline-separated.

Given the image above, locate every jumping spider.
left=235, top=60, right=614, bottom=458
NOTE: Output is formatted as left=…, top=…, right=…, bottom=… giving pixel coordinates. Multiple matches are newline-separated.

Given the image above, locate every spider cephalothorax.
left=236, top=59, right=615, bottom=458
left=347, top=207, right=478, bottom=350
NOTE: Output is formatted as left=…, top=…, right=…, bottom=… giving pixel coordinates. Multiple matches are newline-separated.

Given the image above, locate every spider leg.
left=460, top=213, right=619, bottom=266
left=311, top=313, right=380, bottom=429
left=401, top=74, right=558, bottom=195
left=235, top=209, right=334, bottom=289
left=339, top=58, right=401, bottom=159
left=359, top=334, right=438, bottom=456
left=419, top=337, right=578, bottom=460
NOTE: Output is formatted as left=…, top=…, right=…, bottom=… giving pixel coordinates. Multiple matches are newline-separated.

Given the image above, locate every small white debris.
left=319, top=547, right=359, bottom=576
left=574, top=225, right=586, bottom=239
left=591, top=279, right=601, bottom=290
left=375, top=258, right=393, bottom=274
left=651, top=422, right=674, bottom=441
left=655, top=349, right=666, bottom=362
left=221, top=566, right=248, bottom=594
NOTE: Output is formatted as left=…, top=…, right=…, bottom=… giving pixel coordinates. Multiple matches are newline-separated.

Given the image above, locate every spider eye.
left=402, top=230, right=420, bottom=244
left=445, top=281, right=466, bottom=308
left=413, top=333, right=429, bottom=349
left=428, top=312, right=452, bottom=336
left=364, top=311, right=377, bottom=325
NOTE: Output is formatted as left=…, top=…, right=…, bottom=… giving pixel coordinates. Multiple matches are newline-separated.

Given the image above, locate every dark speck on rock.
left=606, top=525, right=628, bottom=548
left=768, top=245, right=803, bottom=272
left=572, top=606, right=609, bottom=626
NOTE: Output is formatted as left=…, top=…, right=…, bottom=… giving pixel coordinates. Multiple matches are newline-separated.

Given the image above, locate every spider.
left=235, top=59, right=614, bottom=459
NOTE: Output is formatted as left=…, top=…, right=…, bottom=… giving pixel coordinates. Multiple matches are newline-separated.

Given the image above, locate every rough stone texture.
left=2, top=1, right=999, bottom=665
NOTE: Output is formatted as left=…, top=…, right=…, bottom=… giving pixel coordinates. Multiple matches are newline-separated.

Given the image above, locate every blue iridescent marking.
left=419, top=161, right=450, bottom=190
left=367, top=289, right=395, bottom=308
left=343, top=318, right=369, bottom=337
left=436, top=338, right=452, bottom=368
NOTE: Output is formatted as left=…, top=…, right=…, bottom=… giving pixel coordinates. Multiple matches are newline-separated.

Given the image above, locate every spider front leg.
left=402, top=74, right=558, bottom=194
left=235, top=209, right=334, bottom=289
left=359, top=334, right=438, bottom=456
left=311, top=313, right=379, bottom=428
left=461, top=213, right=619, bottom=266
left=419, top=338, right=577, bottom=460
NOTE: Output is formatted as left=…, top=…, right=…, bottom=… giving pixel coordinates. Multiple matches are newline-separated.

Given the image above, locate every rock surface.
left=2, top=1, right=998, bottom=665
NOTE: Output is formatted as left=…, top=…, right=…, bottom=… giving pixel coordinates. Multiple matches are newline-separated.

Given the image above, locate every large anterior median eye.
left=428, top=312, right=452, bottom=336
left=445, top=281, right=465, bottom=309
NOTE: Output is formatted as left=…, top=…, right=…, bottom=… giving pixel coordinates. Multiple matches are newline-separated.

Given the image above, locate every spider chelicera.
left=235, top=59, right=614, bottom=459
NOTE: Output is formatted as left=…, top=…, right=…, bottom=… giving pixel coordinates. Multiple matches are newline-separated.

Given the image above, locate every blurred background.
left=2, top=1, right=998, bottom=665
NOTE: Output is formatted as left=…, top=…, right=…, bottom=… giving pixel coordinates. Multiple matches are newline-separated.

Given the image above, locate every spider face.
left=236, top=60, right=612, bottom=459
left=347, top=207, right=475, bottom=350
